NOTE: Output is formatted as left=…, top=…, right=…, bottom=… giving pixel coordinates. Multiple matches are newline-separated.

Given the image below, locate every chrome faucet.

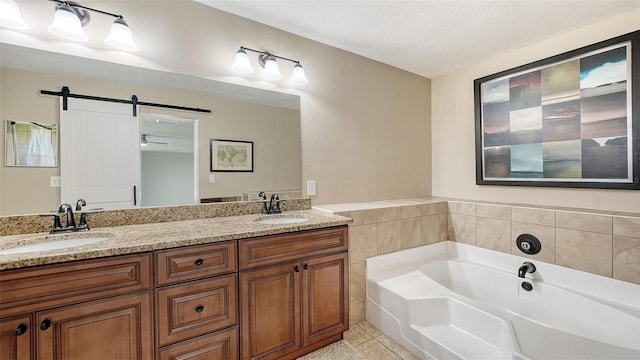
left=256, top=192, right=282, bottom=215
left=41, top=202, right=91, bottom=233
left=258, top=191, right=269, bottom=214
left=518, top=262, right=536, bottom=278
left=75, top=198, right=86, bottom=211
left=269, top=194, right=281, bottom=214
left=59, top=203, right=76, bottom=228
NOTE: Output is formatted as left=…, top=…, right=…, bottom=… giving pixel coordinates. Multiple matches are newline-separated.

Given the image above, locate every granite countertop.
left=0, top=210, right=351, bottom=270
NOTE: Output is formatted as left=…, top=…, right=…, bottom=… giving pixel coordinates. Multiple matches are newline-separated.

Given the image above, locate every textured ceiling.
left=197, top=0, right=639, bottom=78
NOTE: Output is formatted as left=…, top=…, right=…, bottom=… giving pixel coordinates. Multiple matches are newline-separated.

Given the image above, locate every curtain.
left=26, top=126, right=55, bottom=166
left=6, top=121, right=19, bottom=165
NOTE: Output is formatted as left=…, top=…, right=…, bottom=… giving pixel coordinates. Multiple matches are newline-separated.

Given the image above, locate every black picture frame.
left=210, top=139, right=254, bottom=172
left=474, top=30, right=640, bottom=190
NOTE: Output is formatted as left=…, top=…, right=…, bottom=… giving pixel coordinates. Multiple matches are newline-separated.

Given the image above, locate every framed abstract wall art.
left=210, top=139, right=254, bottom=172
left=474, top=31, right=639, bottom=189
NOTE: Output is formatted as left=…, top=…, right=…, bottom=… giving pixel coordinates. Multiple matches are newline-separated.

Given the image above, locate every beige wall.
left=2, top=0, right=431, bottom=207
left=432, top=9, right=640, bottom=213
left=0, top=66, right=300, bottom=215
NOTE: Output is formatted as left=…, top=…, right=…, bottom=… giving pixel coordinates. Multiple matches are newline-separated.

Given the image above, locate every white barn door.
left=60, top=98, right=140, bottom=209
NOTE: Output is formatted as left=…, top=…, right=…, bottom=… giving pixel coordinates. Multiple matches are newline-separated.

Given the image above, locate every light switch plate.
left=50, top=176, right=61, bottom=188
left=307, top=180, right=316, bottom=196
left=209, top=174, right=216, bottom=183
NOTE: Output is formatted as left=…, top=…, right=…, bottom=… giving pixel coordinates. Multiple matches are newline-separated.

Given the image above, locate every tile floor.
left=297, top=322, right=419, bottom=360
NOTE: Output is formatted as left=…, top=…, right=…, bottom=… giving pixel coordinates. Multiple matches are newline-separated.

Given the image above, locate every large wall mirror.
left=0, top=44, right=302, bottom=216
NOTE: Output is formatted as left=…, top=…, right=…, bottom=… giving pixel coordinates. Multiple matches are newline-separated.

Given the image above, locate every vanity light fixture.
left=231, top=46, right=308, bottom=86
left=46, top=0, right=137, bottom=51
left=0, top=0, right=29, bottom=30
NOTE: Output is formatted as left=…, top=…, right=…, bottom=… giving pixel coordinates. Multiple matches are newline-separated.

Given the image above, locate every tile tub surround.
left=314, top=198, right=450, bottom=324
left=0, top=209, right=349, bottom=270
left=447, top=200, right=640, bottom=284
left=313, top=197, right=640, bottom=325
left=0, top=198, right=311, bottom=236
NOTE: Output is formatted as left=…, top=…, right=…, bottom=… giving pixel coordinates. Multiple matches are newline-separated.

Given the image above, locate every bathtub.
left=366, top=241, right=640, bottom=360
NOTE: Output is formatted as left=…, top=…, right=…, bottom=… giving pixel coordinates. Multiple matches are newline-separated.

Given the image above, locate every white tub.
left=366, top=241, right=640, bottom=360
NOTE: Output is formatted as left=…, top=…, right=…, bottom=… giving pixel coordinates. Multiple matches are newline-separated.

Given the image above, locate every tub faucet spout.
left=518, top=262, right=536, bottom=278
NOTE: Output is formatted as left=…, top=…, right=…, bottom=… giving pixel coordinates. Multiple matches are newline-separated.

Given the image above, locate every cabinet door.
left=0, top=315, right=32, bottom=360
left=302, top=252, right=349, bottom=347
left=36, top=292, right=153, bottom=360
left=240, top=262, right=300, bottom=360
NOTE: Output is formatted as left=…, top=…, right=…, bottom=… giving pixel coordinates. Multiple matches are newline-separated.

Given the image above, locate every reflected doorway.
left=140, top=114, right=198, bottom=207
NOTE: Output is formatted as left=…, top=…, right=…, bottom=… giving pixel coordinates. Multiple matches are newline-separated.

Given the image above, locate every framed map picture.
left=474, top=31, right=639, bottom=189
left=210, top=139, right=253, bottom=172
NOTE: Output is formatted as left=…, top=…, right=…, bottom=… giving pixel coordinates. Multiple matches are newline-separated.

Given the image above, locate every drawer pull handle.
left=294, top=265, right=300, bottom=272
left=40, top=319, right=51, bottom=331
left=195, top=305, right=205, bottom=313
left=303, top=263, right=309, bottom=270
left=15, top=324, right=28, bottom=336
left=194, top=259, right=204, bottom=266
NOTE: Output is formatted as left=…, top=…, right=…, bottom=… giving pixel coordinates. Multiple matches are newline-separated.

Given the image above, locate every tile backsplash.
left=315, top=198, right=640, bottom=325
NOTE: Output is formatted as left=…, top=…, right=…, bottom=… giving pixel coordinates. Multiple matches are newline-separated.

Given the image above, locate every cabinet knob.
left=294, top=265, right=300, bottom=272
left=194, top=259, right=204, bottom=266
left=303, top=263, right=309, bottom=270
left=195, top=305, right=205, bottom=313
left=15, top=323, right=28, bottom=336
left=40, top=319, right=51, bottom=331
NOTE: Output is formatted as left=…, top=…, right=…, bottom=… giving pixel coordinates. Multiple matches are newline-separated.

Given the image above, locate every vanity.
left=0, top=210, right=350, bottom=360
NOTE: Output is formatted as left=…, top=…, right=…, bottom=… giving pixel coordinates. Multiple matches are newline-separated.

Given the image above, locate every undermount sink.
left=255, top=215, right=309, bottom=225
left=0, top=234, right=112, bottom=255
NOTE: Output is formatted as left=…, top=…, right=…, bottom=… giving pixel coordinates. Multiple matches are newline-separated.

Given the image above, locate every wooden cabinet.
left=240, top=262, right=301, bottom=360
left=0, top=224, right=348, bottom=360
left=302, top=252, right=349, bottom=347
left=155, top=241, right=239, bottom=358
left=239, top=226, right=349, bottom=360
left=36, top=293, right=153, bottom=360
left=0, top=253, right=153, bottom=360
left=0, top=315, right=32, bottom=360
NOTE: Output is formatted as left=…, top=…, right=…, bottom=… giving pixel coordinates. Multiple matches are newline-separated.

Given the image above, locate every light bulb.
left=0, top=0, right=28, bottom=30
left=261, top=57, right=281, bottom=81
left=105, top=18, right=137, bottom=51
left=289, top=63, right=309, bottom=86
left=231, top=48, right=254, bottom=74
left=47, top=3, right=87, bottom=42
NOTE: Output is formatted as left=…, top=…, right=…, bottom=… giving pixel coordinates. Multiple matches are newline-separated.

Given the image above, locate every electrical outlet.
left=50, top=176, right=61, bottom=188
left=307, top=180, right=316, bottom=196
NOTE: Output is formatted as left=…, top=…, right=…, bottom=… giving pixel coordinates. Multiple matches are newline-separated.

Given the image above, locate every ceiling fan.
left=140, top=134, right=168, bottom=146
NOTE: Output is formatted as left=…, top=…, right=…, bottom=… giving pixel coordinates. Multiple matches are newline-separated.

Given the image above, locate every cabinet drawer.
left=156, top=274, right=237, bottom=347
left=239, top=226, right=348, bottom=270
left=0, top=253, right=152, bottom=317
left=156, top=241, right=236, bottom=286
left=157, top=326, right=238, bottom=360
